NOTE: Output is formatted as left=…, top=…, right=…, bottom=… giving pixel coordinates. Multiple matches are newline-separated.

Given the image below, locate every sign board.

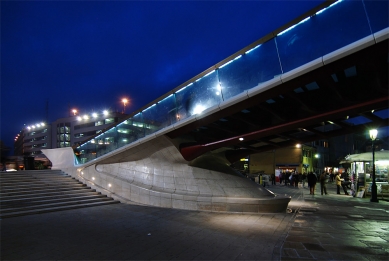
left=357, top=187, right=365, bottom=198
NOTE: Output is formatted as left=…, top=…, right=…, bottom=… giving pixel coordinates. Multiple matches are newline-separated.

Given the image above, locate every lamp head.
left=369, top=129, right=378, bottom=141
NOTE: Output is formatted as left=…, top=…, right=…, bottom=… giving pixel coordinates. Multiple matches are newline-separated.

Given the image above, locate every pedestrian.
left=271, top=173, right=276, bottom=185
left=307, top=172, right=317, bottom=195
left=335, top=173, right=348, bottom=195
left=293, top=171, right=299, bottom=187
left=279, top=172, right=283, bottom=185
left=301, top=172, right=307, bottom=188
left=262, top=174, right=269, bottom=187
left=285, top=172, right=290, bottom=186
left=319, top=171, right=328, bottom=195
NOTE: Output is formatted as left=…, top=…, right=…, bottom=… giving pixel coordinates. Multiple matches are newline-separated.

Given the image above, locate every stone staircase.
left=0, top=169, right=119, bottom=219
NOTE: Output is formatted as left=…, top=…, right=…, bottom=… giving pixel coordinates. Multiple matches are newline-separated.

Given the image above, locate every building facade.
left=249, top=143, right=319, bottom=175
left=14, top=110, right=127, bottom=159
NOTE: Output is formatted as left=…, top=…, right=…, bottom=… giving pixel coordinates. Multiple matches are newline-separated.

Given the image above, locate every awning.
left=340, top=150, right=389, bottom=163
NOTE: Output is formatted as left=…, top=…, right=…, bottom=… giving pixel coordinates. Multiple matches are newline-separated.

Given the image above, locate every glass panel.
left=175, top=84, right=193, bottom=120
left=219, top=39, right=282, bottom=100
left=175, top=70, right=222, bottom=118
left=364, top=0, right=389, bottom=33
left=343, top=115, right=372, bottom=126
left=130, top=113, right=145, bottom=140
left=373, top=108, right=389, bottom=119
left=75, top=141, right=97, bottom=164
left=142, top=94, right=177, bottom=135
left=116, top=120, right=133, bottom=148
left=276, top=0, right=371, bottom=73
left=95, top=127, right=118, bottom=157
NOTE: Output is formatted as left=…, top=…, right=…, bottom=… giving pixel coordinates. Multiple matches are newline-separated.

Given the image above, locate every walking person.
left=293, top=171, right=299, bottom=187
left=301, top=172, right=307, bottom=188
left=284, top=172, right=290, bottom=186
left=307, top=172, right=317, bottom=195
left=319, top=171, right=328, bottom=195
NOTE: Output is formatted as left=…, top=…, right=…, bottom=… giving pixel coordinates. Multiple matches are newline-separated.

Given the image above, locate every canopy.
left=340, top=150, right=389, bottom=163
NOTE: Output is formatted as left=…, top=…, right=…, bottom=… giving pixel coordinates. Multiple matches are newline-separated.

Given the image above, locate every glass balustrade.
left=74, top=0, right=388, bottom=165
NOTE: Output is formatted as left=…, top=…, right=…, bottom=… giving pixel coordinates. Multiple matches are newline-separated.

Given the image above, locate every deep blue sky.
left=1, top=0, right=326, bottom=152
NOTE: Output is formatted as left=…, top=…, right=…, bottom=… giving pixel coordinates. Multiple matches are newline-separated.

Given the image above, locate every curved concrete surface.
left=43, top=136, right=290, bottom=213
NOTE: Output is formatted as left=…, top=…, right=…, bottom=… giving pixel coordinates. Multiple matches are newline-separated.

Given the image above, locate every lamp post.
left=369, top=129, right=379, bottom=203
left=122, top=98, right=128, bottom=114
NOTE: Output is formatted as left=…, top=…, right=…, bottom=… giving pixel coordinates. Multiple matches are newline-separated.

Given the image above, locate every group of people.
left=279, top=170, right=351, bottom=196
left=279, top=171, right=305, bottom=187
left=308, top=171, right=352, bottom=195
left=306, top=171, right=328, bottom=195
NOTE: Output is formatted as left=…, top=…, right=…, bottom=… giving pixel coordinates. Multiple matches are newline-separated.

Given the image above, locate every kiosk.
left=340, top=151, right=389, bottom=198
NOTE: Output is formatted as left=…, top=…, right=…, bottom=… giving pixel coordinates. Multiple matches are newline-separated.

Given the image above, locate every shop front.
left=340, top=151, right=389, bottom=198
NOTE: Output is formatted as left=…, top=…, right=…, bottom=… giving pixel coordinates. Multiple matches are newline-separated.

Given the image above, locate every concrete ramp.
left=43, top=136, right=290, bottom=213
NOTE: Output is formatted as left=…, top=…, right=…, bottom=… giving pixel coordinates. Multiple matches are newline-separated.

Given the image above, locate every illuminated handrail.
left=74, top=0, right=388, bottom=165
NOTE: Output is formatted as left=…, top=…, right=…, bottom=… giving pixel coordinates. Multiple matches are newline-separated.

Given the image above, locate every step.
left=0, top=176, right=78, bottom=181
left=0, top=169, right=119, bottom=218
left=1, top=189, right=100, bottom=202
left=0, top=200, right=120, bottom=219
left=1, top=196, right=115, bottom=214
left=0, top=177, right=76, bottom=184
left=0, top=171, right=68, bottom=177
left=0, top=186, right=97, bottom=198
left=1, top=194, right=108, bottom=208
left=0, top=182, right=87, bottom=192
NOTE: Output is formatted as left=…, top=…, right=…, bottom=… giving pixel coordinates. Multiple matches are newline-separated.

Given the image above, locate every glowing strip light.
left=277, top=17, right=310, bottom=36
left=204, top=70, right=215, bottom=77
left=278, top=0, right=345, bottom=37
left=161, top=94, right=173, bottom=102
left=219, top=60, right=233, bottom=69
left=176, top=82, right=193, bottom=93
left=143, top=103, right=156, bottom=112
left=219, top=55, right=242, bottom=69
left=317, top=0, right=343, bottom=15
left=245, top=44, right=261, bottom=54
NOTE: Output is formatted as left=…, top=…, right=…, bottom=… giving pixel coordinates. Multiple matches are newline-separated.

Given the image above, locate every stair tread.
left=0, top=189, right=98, bottom=201
left=0, top=183, right=86, bottom=191
left=0, top=200, right=120, bottom=219
left=1, top=194, right=107, bottom=206
left=0, top=170, right=118, bottom=218
left=1, top=190, right=101, bottom=203
left=1, top=197, right=115, bottom=213
left=0, top=186, right=95, bottom=195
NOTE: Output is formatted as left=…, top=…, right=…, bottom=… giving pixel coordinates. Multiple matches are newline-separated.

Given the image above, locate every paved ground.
left=1, top=182, right=388, bottom=261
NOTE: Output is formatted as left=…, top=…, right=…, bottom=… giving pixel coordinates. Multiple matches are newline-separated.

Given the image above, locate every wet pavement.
left=1, top=182, right=388, bottom=260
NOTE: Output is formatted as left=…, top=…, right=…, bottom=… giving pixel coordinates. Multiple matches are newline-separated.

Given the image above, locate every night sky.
left=1, top=1, right=326, bottom=153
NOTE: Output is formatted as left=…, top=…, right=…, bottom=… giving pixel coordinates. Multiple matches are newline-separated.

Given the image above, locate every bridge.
left=43, top=0, right=389, bottom=213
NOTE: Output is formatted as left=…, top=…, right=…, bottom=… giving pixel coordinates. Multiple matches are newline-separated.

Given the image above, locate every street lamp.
left=369, top=129, right=379, bottom=203
left=72, top=109, right=77, bottom=116
left=122, top=98, right=128, bottom=114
